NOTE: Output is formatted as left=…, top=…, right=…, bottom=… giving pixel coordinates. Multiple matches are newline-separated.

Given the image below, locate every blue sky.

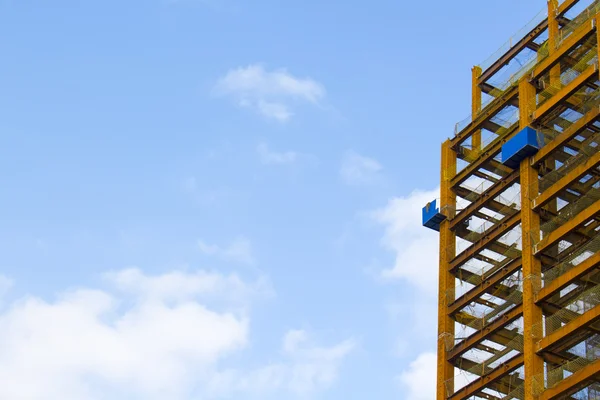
left=0, top=1, right=545, bottom=399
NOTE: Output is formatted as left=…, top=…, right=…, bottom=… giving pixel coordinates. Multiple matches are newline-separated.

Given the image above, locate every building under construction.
left=422, top=0, right=600, bottom=399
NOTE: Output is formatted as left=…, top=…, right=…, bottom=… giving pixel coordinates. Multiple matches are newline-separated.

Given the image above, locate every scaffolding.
left=430, top=0, right=600, bottom=399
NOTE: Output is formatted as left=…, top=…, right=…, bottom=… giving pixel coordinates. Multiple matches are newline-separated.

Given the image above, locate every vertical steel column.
left=544, top=1, right=562, bottom=388
left=472, top=66, right=483, bottom=150
left=519, top=77, right=544, bottom=399
left=437, top=140, right=456, bottom=400
left=597, top=16, right=600, bottom=74
left=548, top=0, right=561, bottom=86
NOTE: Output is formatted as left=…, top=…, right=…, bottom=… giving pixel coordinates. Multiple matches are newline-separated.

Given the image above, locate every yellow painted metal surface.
left=519, top=78, right=545, bottom=400
left=437, top=2, right=600, bottom=399
left=472, top=66, right=483, bottom=150
left=437, top=0, right=600, bottom=400
left=437, top=140, right=456, bottom=400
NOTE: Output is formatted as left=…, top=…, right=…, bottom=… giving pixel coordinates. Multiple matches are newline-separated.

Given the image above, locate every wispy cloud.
left=371, top=187, right=442, bottom=393
left=210, top=329, right=357, bottom=396
left=198, top=237, right=256, bottom=265
left=0, top=269, right=251, bottom=400
left=105, top=267, right=272, bottom=304
left=213, top=64, right=325, bottom=122
left=340, top=150, right=383, bottom=186
left=396, top=352, right=436, bottom=400
left=256, top=143, right=298, bottom=165
left=0, top=269, right=352, bottom=399
left=371, top=188, right=440, bottom=291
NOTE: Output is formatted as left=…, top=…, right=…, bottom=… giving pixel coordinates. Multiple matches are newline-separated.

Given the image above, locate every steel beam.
left=479, top=20, right=548, bottom=84
left=558, top=0, right=579, bottom=16
left=534, top=198, right=600, bottom=254
left=448, top=258, right=522, bottom=315
left=538, top=303, right=600, bottom=352
left=533, top=150, right=600, bottom=210
left=532, top=18, right=596, bottom=79
left=537, top=252, right=600, bottom=303
left=448, top=355, right=524, bottom=400
left=453, top=358, right=526, bottom=396
left=533, top=105, right=600, bottom=166
left=451, top=125, right=519, bottom=188
left=532, top=63, right=599, bottom=122
left=540, top=359, right=600, bottom=400
left=451, top=170, right=520, bottom=229
left=449, top=213, right=521, bottom=272
left=448, top=305, right=523, bottom=362
left=451, top=86, right=518, bottom=148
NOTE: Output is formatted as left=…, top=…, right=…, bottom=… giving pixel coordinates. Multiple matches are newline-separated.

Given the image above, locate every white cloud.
left=209, top=329, right=357, bottom=397
left=214, top=64, right=325, bottom=122
left=340, top=151, right=383, bottom=185
left=374, top=189, right=484, bottom=393
left=373, top=188, right=440, bottom=346
left=106, top=268, right=271, bottom=304
left=198, top=237, right=255, bottom=265
left=397, top=352, right=436, bottom=400
left=371, top=188, right=442, bottom=390
left=371, top=188, right=440, bottom=292
left=0, top=269, right=251, bottom=400
left=257, top=143, right=298, bottom=165
left=256, top=100, right=293, bottom=122
left=398, top=351, right=475, bottom=400
left=0, top=269, right=353, bottom=400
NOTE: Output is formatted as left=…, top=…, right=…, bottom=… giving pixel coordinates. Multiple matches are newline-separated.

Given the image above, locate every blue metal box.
left=422, top=199, right=447, bottom=231
left=501, top=127, right=541, bottom=169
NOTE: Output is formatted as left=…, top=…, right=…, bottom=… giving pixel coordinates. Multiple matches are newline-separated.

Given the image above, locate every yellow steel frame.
left=436, top=2, right=600, bottom=399
left=438, top=140, right=456, bottom=400
left=520, top=76, right=544, bottom=400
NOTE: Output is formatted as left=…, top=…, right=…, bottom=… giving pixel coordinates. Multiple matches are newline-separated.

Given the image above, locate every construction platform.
left=427, top=0, right=600, bottom=399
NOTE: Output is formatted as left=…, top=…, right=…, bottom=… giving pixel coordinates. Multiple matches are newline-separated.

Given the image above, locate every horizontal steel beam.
left=534, top=199, right=600, bottom=254
left=540, top=358, right=600, bottom=400
left=533, top=106, right=600, bottom=166
left=452, top=87, right=518, bottom=148
left=537, top=303, right=600, bottom=353
left=534, top=150, right=600, bottom=210
left=537, top=252, right=600, bottom=303
left=454, top=187, right=518, bottom=218
left=450, top=213, right=521, bottom=272
left=453, top=358, right=525, bottom=396
left=479, top=20, right=548, bottom=84
left=532, top=18, right=596, bottom=79
left=448, top=305, right=523, bottom=361
left=451, top=171, right=520, bottom=230
left=452, top=126, right=520, bottom=188
left=448, top=355, right=524, bottom=400
left=448, top=258, right=522, bottom=315
left=558, top=0, right=579, bottom=16
left=533, top=63, right=599, bottom=122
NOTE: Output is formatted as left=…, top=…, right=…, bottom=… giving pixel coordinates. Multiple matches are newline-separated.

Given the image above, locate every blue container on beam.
left=501, top=127, right=541, bottom=169
left=422, top=199, right=447, bottom=232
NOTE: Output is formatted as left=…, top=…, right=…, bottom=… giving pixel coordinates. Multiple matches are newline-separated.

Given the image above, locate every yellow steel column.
left=548, top=0, right=561, bottom=86
left=544, top=1, right=562, bottom=388
left=472, top=66, right=482, bottom=150
left=437, top=140, right=456, bottom=400
left=597, top=15, right=600, bottom=68
left=519, top=77, right=544, bottom=399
